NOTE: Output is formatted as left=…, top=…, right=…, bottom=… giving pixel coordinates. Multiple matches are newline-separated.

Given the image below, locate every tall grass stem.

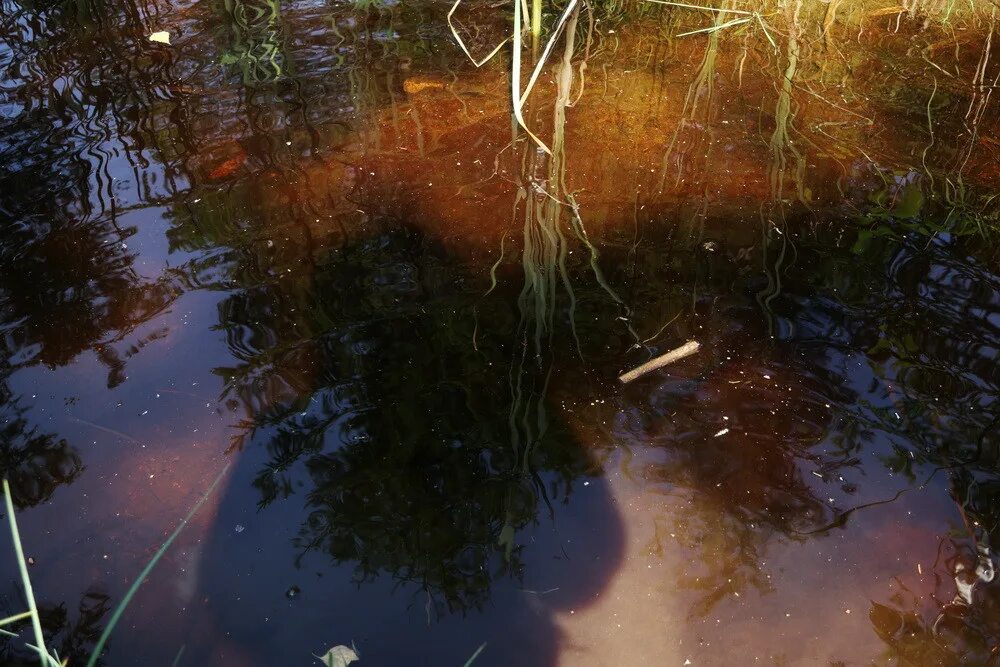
left=2, top=479, right=56, bottom=667
left=84, top=462, right=232, bottom=667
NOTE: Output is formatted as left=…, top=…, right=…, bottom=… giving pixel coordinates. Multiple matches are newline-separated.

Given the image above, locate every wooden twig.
left=618, top=340, right=701, bottom=383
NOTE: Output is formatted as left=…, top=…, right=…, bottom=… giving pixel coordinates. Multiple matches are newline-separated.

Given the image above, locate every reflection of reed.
left=657, top=4, right=723, bottom=190
left=501, top=8, right=583, bottom=557
left=767, top=1, right=805, bottom=206
left=501, top=6, right=640, bottom=557
left=757, top=2, right=803, bottom=339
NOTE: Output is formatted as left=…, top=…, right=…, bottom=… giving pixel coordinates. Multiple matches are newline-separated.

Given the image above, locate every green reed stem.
left=2, top=479, right=57, bottom=667
left=463, top=642, right=487, bottom=666
left=85, top=462, right=231, bottom=667
left=0, top=610, right=34, bottom=627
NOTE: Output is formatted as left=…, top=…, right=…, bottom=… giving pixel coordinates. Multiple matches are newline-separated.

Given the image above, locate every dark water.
left=1, top=0, right=1000, bottom=665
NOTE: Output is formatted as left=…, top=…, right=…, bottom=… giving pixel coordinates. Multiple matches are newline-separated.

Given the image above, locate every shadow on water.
left=171, top=13, right=629, bottom=664
left=2, top=0, right=1000, bottom=664
left=180, top=225, right=627, bottom=666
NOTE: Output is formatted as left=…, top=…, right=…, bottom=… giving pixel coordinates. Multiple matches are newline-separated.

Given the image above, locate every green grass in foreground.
left=1, top=464, right=230, bottom=667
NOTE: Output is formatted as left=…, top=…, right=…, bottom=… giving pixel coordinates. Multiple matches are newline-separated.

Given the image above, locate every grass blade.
left=518, top=0, right=580, bottom=108
left=84, top=462, right=231, bottom=667
left=447, top=0, right=509, bottom=67
left=24, top=643, right=61, bottom=667
left=0, top=610, right=33, bottom=627
left=756, top=14, right=778, bottom=52
left=676, top=16, right=751, bottom=36
left=3, top=479, right=56, bottom=667
left=643, top=0, right=752, bottom=15
left=512, top=0, right=551, bottom=153
left=463, top=642, right=487, bottom=666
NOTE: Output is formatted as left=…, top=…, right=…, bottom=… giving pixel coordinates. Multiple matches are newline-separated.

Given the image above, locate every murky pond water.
left=2, top=0, right=1000, bottom=664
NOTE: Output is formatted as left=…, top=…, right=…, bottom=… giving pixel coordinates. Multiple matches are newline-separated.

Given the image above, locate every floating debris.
left=206, top=149, right=248, bottom=180
left=619, top=340, right=701, bottom=383
left=314, top=645, right=359, bottom=667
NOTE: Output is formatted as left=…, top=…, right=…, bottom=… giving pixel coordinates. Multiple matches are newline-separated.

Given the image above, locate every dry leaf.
left=315, top=645, right=359, bottom=667
left=148, top=31, right=171, bottom=45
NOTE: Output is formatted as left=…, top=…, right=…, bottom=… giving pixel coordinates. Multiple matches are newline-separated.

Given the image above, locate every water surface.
left=1, top=0, right=1000, bottom=664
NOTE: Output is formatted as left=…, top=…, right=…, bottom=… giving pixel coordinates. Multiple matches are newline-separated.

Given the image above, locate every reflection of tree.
left=154, top=13, right=623, bottom=617
left=0, top=0, right=185, bottom=502
left=213, top=228, right=601, bottom=612
left=0, top=209, right=176, bottom=378
left=0, top=383, right=83, bottom=508
left=592, top=210, right=1000, bottom=623
left=762, top=225, right=1000, bottom=657
left=613, top=332, right=845, bottom=615
left=0, top=590, right=110, bottom=666
left=1, top=0, right=184, bottom=374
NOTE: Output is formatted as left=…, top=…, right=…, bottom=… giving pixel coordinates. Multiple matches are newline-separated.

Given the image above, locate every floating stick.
left=619, top=340, right=701, bottom=383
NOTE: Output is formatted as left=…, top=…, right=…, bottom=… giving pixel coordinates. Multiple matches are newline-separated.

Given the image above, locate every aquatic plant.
left=1, top=481, right=61, bottom=667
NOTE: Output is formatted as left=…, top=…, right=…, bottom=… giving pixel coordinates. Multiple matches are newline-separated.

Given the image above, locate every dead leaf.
left=315, top=645, right=359, bottom=667
left=149, top=31, right=171, bottom=45
left=205, top=149, right=247, bottom=180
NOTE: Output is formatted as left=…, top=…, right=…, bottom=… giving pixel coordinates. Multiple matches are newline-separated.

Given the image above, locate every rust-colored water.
left=1, top=0, right=999, bottom=665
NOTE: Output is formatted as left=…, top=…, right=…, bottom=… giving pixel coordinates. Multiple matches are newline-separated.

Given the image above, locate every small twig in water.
left=619, top=340, right=701, bottom=383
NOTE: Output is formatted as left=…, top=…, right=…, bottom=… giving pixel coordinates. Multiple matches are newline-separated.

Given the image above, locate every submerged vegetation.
left=444, top=0, right=1000, bottom=233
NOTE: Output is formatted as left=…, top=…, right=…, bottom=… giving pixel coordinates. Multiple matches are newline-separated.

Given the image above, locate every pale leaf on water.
left=315, top=645, right=359, bottom=667
left=148, top=31, right=171, bottom=45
